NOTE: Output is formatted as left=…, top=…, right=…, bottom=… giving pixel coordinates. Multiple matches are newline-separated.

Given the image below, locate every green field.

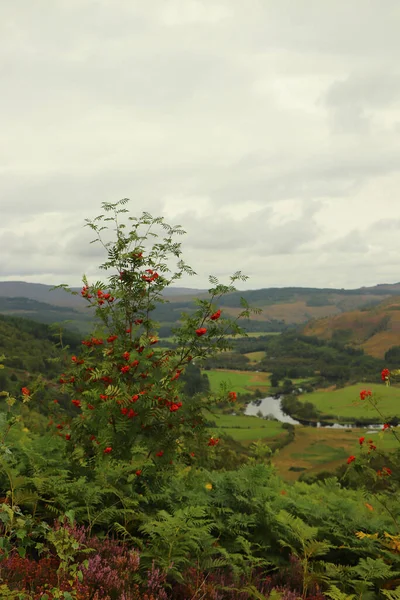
left=225, top=331, right=281, bottom=339
left=244, top=351, right=266, bottom=362
left=273, top=425, right=400, bottom=481
left=208, top=412, right=284, bottom=441
left=203, top=369, right=270, bottom=395
left=159, top=332, right=280, bottom=342
left=299, top=383, right=400, bottom=421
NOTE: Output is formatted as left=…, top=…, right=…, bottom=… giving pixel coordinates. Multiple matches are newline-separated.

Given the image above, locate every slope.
left=303, top=296, right=400, bottom=358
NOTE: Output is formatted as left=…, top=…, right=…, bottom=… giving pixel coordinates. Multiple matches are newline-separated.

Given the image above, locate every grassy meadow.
left=298, top=383, right=400, bottom=421
left=208, top=412, right=285, bottom=442
left=203, top=368, right=270, bottom=395
left=272, top=425, right=400, bottom=481
left=244, top=350, right=266, bottom=362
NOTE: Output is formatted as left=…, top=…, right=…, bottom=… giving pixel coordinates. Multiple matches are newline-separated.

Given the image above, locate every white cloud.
left=1, top=0, right=400, bottom=290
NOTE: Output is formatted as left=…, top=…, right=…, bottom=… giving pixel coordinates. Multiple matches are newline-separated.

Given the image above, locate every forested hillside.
left=303, top=296, right=400, bottom=358
left=3, top=280, right=400, bottom=335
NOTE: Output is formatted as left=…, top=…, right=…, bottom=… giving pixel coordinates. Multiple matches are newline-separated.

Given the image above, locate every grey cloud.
left=1, top=1, right=400, bottom=290
left=319, top=230, right=370, bottom=254
left=324, top=72, right=400, bottom=133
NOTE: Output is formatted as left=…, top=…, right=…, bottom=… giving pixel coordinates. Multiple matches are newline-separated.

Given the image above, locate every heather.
left=1, top=201, right=400, bottom=599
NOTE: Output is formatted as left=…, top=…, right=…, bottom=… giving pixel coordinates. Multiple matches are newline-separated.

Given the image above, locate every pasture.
left=298, top=383, right=400, bottom=421
left=208, top=412, right=285, bottom=442
left=272, top=425, right=400, bottom=481
left=203, top=368, right=270, bottom=395
left=244, top=351, right=266, bottom=362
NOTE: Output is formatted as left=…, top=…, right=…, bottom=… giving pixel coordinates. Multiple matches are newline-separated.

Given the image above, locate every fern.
left=382, top=587, right=400, bottom=599
left=325, top=585, right=356, bottom=600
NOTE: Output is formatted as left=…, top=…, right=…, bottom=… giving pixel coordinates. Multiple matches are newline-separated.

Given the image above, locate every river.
left=244, top=396, right=381, bottom=430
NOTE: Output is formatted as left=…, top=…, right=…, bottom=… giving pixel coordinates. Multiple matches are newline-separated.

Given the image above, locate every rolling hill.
left=2, top=280, right=400, bottom=339
left=303, top=296, right=400, bottom=358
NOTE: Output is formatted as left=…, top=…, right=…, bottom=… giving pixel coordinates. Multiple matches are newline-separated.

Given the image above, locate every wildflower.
left=210, top=309, right=221, bottom=321
left=71, top=399, right=81, bottom=408
left=104, top=447, right=112, bottom=454
left=205, top=483, right=213, bottom=490
left=228, top=391, right=237, bottom=402
left=21, top=387, right=30, bottom=396
left=359, top=436, right=365, bottom=445
left=347, top=455, right=356, bottom=464
left=196, top=327, right=207, bottom=337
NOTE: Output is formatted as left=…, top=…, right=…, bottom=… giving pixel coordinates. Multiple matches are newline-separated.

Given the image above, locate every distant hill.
left=0, top=281, right=206, bottom=305
left=303, top=296, right=400, bottom=358
left=2, top=280, right=400, bottom=336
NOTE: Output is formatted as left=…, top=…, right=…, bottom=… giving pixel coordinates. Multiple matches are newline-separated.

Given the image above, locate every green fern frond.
left=382, top=587, right=400, bottom=599
left=325, top=585, right=356, bottom=600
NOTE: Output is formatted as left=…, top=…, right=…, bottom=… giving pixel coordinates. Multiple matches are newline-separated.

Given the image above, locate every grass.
left=159, top=332, right=279, bottom=342
left=272, top=425, right=400, bottom=481
left=203, top=369, right=270, bottom=395
left=208, top=412, right=285, bottom=441
left=244, top=351, right=266, bottom=362
left=298, top=383, right=400, bottom=421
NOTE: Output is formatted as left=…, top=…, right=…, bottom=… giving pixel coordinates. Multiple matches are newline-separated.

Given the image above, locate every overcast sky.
left=1, top=0, right=400, bottom=290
